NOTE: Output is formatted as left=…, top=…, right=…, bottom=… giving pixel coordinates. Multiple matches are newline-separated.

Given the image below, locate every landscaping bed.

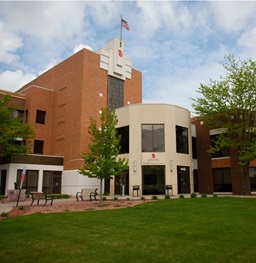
left=1, top=199, right=149, bottom=219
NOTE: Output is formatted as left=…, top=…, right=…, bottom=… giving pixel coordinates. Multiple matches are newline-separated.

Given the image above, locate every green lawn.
left=1, top=197, right=256, bottom=263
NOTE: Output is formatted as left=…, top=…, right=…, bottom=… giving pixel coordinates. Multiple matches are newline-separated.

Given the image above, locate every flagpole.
left=120, top=15, right=122, bottom=47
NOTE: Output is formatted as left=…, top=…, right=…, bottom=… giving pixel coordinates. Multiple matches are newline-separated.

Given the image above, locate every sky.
left=1, top=1, right=256, bottom=114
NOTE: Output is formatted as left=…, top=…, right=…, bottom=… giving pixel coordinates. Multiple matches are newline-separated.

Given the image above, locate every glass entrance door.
left=43, top=171, right=62, bottom=194
left=142, top=166, right=165, bottom=195
left=114, top=171, right=129, bottom=195
left=177, top=166, right=190, bottom=194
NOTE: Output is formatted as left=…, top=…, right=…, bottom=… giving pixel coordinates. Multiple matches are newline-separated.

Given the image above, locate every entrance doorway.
left=177, top=166, right=190, bottom=194
left=142, top=166, right=165, bottom=195
left=114, top=171, right=129, bottom=195
left=43, top=171, right=62, bottom=194
left=0, top=170, right=6, bottom=195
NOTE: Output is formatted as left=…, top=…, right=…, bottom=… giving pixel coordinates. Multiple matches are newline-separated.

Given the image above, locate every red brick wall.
left=193, top=120, right=214, bottom=194
left=18, top=48, right=142, bottom=170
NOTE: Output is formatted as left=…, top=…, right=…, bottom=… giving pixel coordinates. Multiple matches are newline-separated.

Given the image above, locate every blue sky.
left=1, top=1, right=256, bottom=113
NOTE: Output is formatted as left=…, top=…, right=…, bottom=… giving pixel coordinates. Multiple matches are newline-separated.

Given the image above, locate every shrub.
left=0, top=195, right=6, bottom=200
left=179, top=194, right=185, bottom=199
left=18, top=206, right=24, bottom=211
left=140, top=196, right=145, bottom=200
left=191, top=193, right=197, bottom=198
left=165, top=195, right=171, bottom=199
left=102, top=197, right=107, bottom=201
left=1, top=212, right=8, bottom=217
left=201, top=193, right=207, bottom=198
left=213, top=194, right=218, bottom=198
left=114, top=197, right=118, bottom=201
left=52, top=194, right=71, bottom=199
left=126, top=197, right=130, bottom=201
left=152, top=195, right=158, bottom=200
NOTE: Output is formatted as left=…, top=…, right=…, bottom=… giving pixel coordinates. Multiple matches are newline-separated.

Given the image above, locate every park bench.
left=76, top=188, right=98, bottom=201
left=30, top=192, right=54, bottom=206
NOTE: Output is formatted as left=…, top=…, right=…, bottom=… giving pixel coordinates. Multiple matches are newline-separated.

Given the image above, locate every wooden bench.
left=76, top=188, right=98, bottom=201
left=30, top=192, right=54, bottom=206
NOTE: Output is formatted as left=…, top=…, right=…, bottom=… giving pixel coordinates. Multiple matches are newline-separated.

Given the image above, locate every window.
left=108, top=76, right=124, bottom=110
left=250, top=168, right=256, bottom=192
left=34, top=140, right=44, bottom=154
left=36, top=110, right=46, bottom=124
left=192, top=137, right=197, bottom=159
left=12, top=110, right=24, bottom=119
left=177, top=166, right=190, bottom=193
left=16, top=169, right=39, bottom=195
left=142, top=124, right=164, bottom=152
left=176, top=126, right=189, bottom=154
left=210, top=134, right=229, bottom=158
left=117, top=126, right=129, bottom=154
left=213, top=168, right=232, bottom=192
left=142, top=166, right=165, bottom=195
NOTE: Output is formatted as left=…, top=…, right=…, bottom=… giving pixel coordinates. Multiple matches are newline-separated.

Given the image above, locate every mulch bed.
left=0, top=199, right=149, bottom=220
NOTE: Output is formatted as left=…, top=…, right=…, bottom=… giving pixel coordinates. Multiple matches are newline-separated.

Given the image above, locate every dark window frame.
left=36, top=110, right=46, bottom=124
left=108, top=76, right=124, bottom=110
left=34, top=140, right=44, bottom=154
left=210, top=134, right=230, bottom=158
left=117, top=126, right=129, bottom=154
left=142, top=124, right=165, bottom=152
left=176, top=126, right=189, bottom=154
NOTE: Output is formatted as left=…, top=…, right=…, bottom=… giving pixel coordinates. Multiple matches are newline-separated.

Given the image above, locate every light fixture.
left=170, top=160, right=173, bottom=172
left=133, top=161, right=137, bottom=172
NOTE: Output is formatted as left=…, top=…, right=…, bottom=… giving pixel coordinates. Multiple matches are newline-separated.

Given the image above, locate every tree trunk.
left=100, top=179, right=102, bottom=207
left=242, top=163, right=249, bottom=195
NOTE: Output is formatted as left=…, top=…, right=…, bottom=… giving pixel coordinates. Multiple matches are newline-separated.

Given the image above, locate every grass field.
left=1, top=197, right=256, bottom=263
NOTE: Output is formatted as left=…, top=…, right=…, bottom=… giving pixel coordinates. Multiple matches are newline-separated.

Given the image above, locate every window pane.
left=142, top=124, right=164, bottom=152
left=176, top=126, right=189, bottom=154
left=34, top=140, right=44, bottom=154
left=153, top=125, right=164, bottom=152
left=211, top=134, right=229, bottom=158
left=213, top=168, right=232, bottom=192
left=117, top=126, right=129, bottom=154
left=250, top=168, right=256, bottom=192
left=108, top=76, right=124, bottom=110
left=36, top=110, right=46, bottom=124
left=142, top=125, right=153, bottom=152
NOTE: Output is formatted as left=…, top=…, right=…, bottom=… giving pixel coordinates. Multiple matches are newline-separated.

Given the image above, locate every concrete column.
left=38, top=169, right=43, bottom=192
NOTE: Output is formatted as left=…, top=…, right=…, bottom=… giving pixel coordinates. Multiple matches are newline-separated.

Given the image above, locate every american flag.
left=121, top=18, right=129, bottom=31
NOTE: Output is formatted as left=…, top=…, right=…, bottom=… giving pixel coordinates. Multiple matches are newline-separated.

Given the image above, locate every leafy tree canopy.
left=0, top=95, right=34, bottom=158
left=79, top=108, right=128, bottom=204
left=192, top=55, right=256, bottom=193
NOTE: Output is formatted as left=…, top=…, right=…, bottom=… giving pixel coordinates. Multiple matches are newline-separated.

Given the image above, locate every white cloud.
left=209, top=1, right=256, bottom=32
left=2, top=2, right=86, bottom=42
left=73, top=44, right=93, bottom=54
left=38, top=60, right=58, bottom=75
left=0, top=70, right=35, bottom=92
left=238, top=27, right=256, bottom=50
left=1, top=1, right=256, bottom=113
left=0, top=23, right=23, bottom=64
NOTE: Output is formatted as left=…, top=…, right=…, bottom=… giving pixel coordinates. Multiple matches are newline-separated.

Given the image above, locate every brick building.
left=192, top=119, right=256, bottom=195
left=1, top=38, right=256, bottom=197
left=0, top=38, right=142, bottom=196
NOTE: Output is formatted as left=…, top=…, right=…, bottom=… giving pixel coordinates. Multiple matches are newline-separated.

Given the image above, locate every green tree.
left=192, top=55, right=256, bottom=194
left=0, top=95, right=34, bottom=158
left=79, top=108, right=128, bottom=206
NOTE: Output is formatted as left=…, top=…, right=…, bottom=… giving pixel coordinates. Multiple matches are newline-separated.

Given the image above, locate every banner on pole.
left=20, top=168, right=26, bottom=189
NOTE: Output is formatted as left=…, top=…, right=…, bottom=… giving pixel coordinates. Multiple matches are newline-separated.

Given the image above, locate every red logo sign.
left=118, top=49, right=123, bottom=57
left=152, top=153, right=155, bottom=158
